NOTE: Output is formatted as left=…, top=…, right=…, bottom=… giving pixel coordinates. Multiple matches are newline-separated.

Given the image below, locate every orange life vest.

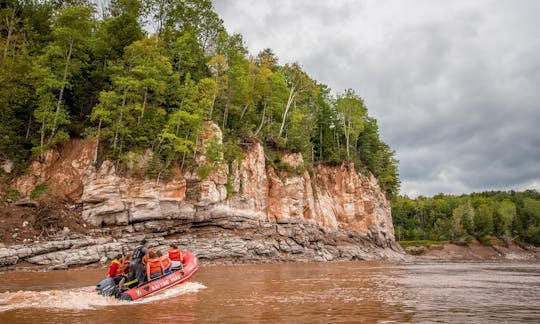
left=160, top=255, right=172, bottom=272
left=146, top=258, right=162, bottom=278
left=122, top=259, right=130, bottom=274
left=168, top=248, right=182, bottom=262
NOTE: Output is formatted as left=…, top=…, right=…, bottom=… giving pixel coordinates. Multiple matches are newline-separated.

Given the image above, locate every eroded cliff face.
left=2, top=123, right=402, bottom=268
left=228, top=141, right=396, bottom=247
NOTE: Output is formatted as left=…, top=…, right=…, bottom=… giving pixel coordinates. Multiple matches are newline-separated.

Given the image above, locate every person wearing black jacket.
left=127, top=239, right=149, bottom=285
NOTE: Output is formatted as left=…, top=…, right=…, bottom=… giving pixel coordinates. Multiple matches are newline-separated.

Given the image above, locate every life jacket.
left=115, top=259, right=125, bottom=277
left=122, top=259, right=130, bottom=274
left=146, top=258, right=162, bottom=279
left=160, top=255, right=172, bottom=273
left=168, top=248, right=182, bottom=262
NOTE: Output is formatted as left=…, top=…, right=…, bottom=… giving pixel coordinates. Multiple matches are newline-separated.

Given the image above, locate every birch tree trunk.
left=278, top=86, right=296, bottom=138
left=51, top=40, right=74, bottom=139
left=137, top=86, right=148, bottom=126
left=2, top=14, right=15, bottom=64
left=222, top=95, right=230, bottom=129
left=344, top=119, right=351, bottom=160
left=39, top=112, right=47, bottom=161
left=113, top=88, right=128, bottom=150
left=255, top=104, right=267, bottom=136
left=209, top=91, right=216, bottom=120
left=93, top=118, right=102, bottom=164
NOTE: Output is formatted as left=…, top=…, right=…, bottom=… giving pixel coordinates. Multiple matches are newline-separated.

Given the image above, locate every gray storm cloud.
left=213, top=0, right=540, bottom=196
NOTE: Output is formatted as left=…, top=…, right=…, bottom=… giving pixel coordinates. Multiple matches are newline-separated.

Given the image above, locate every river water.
left=0, top=261, right=538, bottom=323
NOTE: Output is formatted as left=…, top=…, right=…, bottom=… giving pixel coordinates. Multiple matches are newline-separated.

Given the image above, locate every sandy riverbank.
left=409, top=240, right=540, bottom=261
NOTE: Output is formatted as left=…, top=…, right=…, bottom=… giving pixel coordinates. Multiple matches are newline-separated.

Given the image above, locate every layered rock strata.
left=0, top=220, right=403, bottom=269
left=2, top=123, right=402, bottom=268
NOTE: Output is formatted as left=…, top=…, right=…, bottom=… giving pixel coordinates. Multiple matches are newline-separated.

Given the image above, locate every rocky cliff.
left=1, top=123, right=402, bottom=269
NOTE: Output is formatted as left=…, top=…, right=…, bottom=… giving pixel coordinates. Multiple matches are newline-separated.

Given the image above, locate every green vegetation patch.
left=4, top=187, right=22, bottom=202
left=399, top=240, right=445, bottom=256
left=29, top=184, right=49, bottom=199
left=398, top=240, right=445, bottom=248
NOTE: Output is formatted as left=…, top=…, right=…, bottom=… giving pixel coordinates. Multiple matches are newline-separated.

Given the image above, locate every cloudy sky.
left=213, top=0, right=540, bottom=197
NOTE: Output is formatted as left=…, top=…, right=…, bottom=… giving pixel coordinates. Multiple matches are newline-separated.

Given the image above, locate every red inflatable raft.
left=118, top=250, right=199, bottom=301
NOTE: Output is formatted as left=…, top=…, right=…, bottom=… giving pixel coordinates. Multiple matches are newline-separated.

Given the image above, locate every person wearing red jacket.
left=107, top=254, right=125, bottom=286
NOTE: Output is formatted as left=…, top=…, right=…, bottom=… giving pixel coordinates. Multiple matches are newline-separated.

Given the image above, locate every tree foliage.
left=0, top=0, right=399, bottom=198
left=392, top=190, right=540, bottom=245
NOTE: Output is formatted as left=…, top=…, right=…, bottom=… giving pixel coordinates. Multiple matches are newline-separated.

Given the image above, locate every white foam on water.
left=0, top=282, right=206, bottom=312
left=131, top=282, right=206, bottom=304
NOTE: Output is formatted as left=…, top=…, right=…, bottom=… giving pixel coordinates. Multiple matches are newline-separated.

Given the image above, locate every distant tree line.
left=0, top=0, right=399, bottom=198
left=392, top=190, right=540, bottom=245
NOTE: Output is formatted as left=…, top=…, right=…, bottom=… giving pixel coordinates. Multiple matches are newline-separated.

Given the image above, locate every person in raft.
left=128, top=239, right=149, bottom=284
left=107, top=254, right=125, bottom=287
left=159, top=251, right=172, bottom=275
left=117, top=253, right=131, bottom=289
left=145, top=250, right=163, bottom=281
left=168, top=244, right=182, bottom=269
left=122, top=253, right=131, bottom=275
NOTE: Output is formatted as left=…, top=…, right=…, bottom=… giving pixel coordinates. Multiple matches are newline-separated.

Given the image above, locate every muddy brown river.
left=0, top=261, right=539, bottom=323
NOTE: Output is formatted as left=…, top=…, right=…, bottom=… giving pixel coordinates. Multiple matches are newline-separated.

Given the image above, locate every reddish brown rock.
left=3, top=122, right=400, bottom=266
left=14, top=140, right=95, bottom=201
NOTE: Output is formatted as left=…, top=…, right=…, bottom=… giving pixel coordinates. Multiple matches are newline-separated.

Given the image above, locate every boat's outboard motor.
left=96, top=278, right=119, bottom=297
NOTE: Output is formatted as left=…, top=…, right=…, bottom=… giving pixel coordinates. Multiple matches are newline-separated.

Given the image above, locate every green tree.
left=154, top=108, right=200, bottom=180
left=167, top=31, right=209, bottom=81
left=196, top=77, right=218, bottom=120
left=278, top=63, right=316, bottom=139
left=254, top=69, right=288, bottom=138
left=214, top=33, right=249, bottom=131
left=495, top=200, right=516, bottom=238
left=287, top=106, right=316, bottom=160
left=522, top=198, right=540, bottom=243
left=433, top=218, right=451, bottom=240
left=206, top=54, right=228, bottom=121
left=335, top=89, right=366, bottom=161
left=256, top=48, right=278, bottom=71
left=32, top=4, right=94, bottom=159
left=313, top=85, right=339, bottom=162
left=0, top=1, right=35, bottom=161
left=90, top=90, right=118, bottom=163
left=95, top=37, right=167, bottom=160
left=146, top=0, right=224, bottom=52
left=153, top=73, right=202, bottom=180
left=474, top=204, right=495, bottom=241
left=94, top=0, right=144, bottom=63
left=451, top=200, right=475, bottom=240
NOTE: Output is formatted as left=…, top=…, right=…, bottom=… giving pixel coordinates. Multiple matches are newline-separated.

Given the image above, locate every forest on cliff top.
left=0, top=0, right=399, bottom=198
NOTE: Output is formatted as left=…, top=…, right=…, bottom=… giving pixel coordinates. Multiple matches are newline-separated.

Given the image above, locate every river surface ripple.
left=0, top=260, right=538, bottom=323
